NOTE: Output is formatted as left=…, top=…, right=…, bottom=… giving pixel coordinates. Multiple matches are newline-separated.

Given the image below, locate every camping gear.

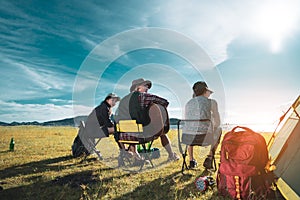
left=217, top=126, right=272, bottom=199
left=268, top=95, right=300, bottom=199
left=195, top=176, right=215, bottom=192
left=137, top=145, right=160, bottom=159
left=177, top=119, right=221, bottom=173
left=71, top=134, right=90, bottom=158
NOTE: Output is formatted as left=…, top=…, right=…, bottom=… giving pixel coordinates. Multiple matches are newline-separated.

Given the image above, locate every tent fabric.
left=269, top=102, right=300, bottom=161
left=276, top=178, right=299, bottom=200
left=268, top=95, right=300, bottom=199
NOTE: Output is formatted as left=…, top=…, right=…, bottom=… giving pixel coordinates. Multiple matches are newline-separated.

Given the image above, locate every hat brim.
left=206, top=87, right=214, bottom=93
left=105, top=93, right=120, bottom=101
left=111, top=96, right=121, bottom=101
left=130, top=80, right=152, bottom=92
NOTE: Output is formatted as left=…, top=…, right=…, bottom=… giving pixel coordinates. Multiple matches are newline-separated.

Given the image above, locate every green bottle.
left=137, top=144, right=141, bottom=153
left=9, top=138, right=15, bottom=151
left=147, top=142, right=151, bottom=151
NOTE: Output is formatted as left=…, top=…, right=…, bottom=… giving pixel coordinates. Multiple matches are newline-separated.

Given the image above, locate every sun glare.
left=251, top=1, right=298, bottom=53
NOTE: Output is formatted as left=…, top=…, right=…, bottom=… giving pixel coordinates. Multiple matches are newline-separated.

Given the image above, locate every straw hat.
left=130, top=78, right=152, bottom=92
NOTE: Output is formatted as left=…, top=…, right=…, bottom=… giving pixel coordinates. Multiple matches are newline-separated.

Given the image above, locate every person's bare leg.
left=128, top=145, right=144, bottom=160
left=188, top=145, right=194, bottom=161
left=187, top=145, right=197, bottom=168
left=160, top=134, right=172, bottom=155
left=160, top=134, right=179, bottom=160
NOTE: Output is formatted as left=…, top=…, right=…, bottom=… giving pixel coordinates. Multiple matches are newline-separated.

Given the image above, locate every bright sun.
left=251, top=1, right=298, bottom=53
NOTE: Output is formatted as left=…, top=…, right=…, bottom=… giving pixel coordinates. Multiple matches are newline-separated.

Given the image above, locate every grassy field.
left=0, top=126, right=271, bottom=200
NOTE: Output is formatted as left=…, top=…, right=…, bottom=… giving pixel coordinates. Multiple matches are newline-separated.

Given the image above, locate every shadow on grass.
left=0, top=155, right=74, bottom=180
left=0, top=154, right=139, bottom=200
left=0, top=164, right=137, bottom=200
left=112, top=171, right=184, bottom=200
left=0, top=170, right=98, bottom=200
left=0, top=150, right=11, bottom=154
left=0, top=154, right=118, bottom=179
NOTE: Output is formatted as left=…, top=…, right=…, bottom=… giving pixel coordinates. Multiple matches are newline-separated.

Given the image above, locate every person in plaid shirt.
left=116, top=78, right=179, bottom=161
left=137, top=90, right=169, bottom=109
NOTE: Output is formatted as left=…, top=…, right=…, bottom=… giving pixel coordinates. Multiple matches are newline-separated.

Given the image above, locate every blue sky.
left=1, top=0, right=299, bottom=131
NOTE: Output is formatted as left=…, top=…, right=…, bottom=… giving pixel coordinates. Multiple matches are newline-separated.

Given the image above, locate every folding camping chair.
left=114, top=103, right=169, bottom=171
left=177, top=119, right=220, bottom=173
left=78, top=120, right=103, bottom=160
left=76, top=108, right=112, bottom=160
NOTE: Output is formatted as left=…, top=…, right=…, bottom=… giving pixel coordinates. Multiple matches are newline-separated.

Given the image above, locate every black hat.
left=105, top=93, right=120, bottom=101
left=193, top=81, right=213, bottom=95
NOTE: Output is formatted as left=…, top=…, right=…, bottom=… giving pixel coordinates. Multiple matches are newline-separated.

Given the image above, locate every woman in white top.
left=183, top=81, right=221, bottom=169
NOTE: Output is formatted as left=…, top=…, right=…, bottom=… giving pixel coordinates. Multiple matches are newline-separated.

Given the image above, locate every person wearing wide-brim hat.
left=116, top=78, right=180, bottom=162
left=129, top=78, right=152, bottom=93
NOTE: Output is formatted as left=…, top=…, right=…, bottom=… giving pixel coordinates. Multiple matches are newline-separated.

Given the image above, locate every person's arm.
left=95, top=104, right=114, bottom=128
left=211, top=99, right=220, bottom=127
left=103, top=108, right=114, bottom=128
left=139, top=92, right=169, bottom=108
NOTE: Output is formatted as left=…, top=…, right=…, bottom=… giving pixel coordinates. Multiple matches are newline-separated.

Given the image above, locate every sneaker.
left=168, top=152, right=180, bottom=161
left=189, top=160, right=197, bottom=169
left=203, top=156, right=213, bottom=169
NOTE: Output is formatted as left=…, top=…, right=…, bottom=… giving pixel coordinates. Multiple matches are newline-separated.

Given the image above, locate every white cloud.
left=80, top=36, right=98, bottom=50
left=2, top=0, right=299, bottom=125
left=158, top=0, right=300, bottom=63
left=160, top=0, right=239, bottom=64
left=0, top=100, right=68, bottom=122
left=0, top=100, right=92, bottom=123
left=0, top=57, right=74, bottom=101
left=239, top=0, right=300, bottom=53
left=49, top=99, right=73, bottom=104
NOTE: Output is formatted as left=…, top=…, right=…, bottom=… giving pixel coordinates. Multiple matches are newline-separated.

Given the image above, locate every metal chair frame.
left=177, top=119, right=217, bottom=173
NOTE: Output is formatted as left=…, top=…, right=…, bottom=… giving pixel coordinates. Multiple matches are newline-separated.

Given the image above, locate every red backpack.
left=217, top=126, right=273, bottom=199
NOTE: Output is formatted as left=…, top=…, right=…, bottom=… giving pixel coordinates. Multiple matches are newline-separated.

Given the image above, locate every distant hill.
left=0, top=116, right=180, bottom=127
left=0, top=121, right=10, bottom=126
left=169, top=118, right=180, bottom=125
left=0, top=116, right=87, bottom=127
left=42, top=116, right=87, bottom=127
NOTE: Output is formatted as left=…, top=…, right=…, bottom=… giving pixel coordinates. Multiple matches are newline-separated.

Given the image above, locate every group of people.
left=86, top=78, right=221, bottom=169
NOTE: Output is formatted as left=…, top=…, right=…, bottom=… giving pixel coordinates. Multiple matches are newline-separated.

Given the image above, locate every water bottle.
left=137, top=144, right=141, bottom=153
left=9, top=138, right=15, bottom=151
left=147, top=142, right=151, bottom=151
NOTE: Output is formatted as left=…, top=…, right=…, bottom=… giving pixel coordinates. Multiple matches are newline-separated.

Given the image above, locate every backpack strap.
left=234, top=176, right=241, bottom=200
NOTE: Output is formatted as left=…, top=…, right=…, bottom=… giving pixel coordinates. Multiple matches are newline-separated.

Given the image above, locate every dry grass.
left=0, top=126, right=272, bottom=199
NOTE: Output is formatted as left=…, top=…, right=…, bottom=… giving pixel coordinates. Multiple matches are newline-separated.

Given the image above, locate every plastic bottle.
left=147, top=142, right=151, bottom=152
left=137, top=144, right=141, bottom=153
left=9, top=138, right=15, bottom=151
